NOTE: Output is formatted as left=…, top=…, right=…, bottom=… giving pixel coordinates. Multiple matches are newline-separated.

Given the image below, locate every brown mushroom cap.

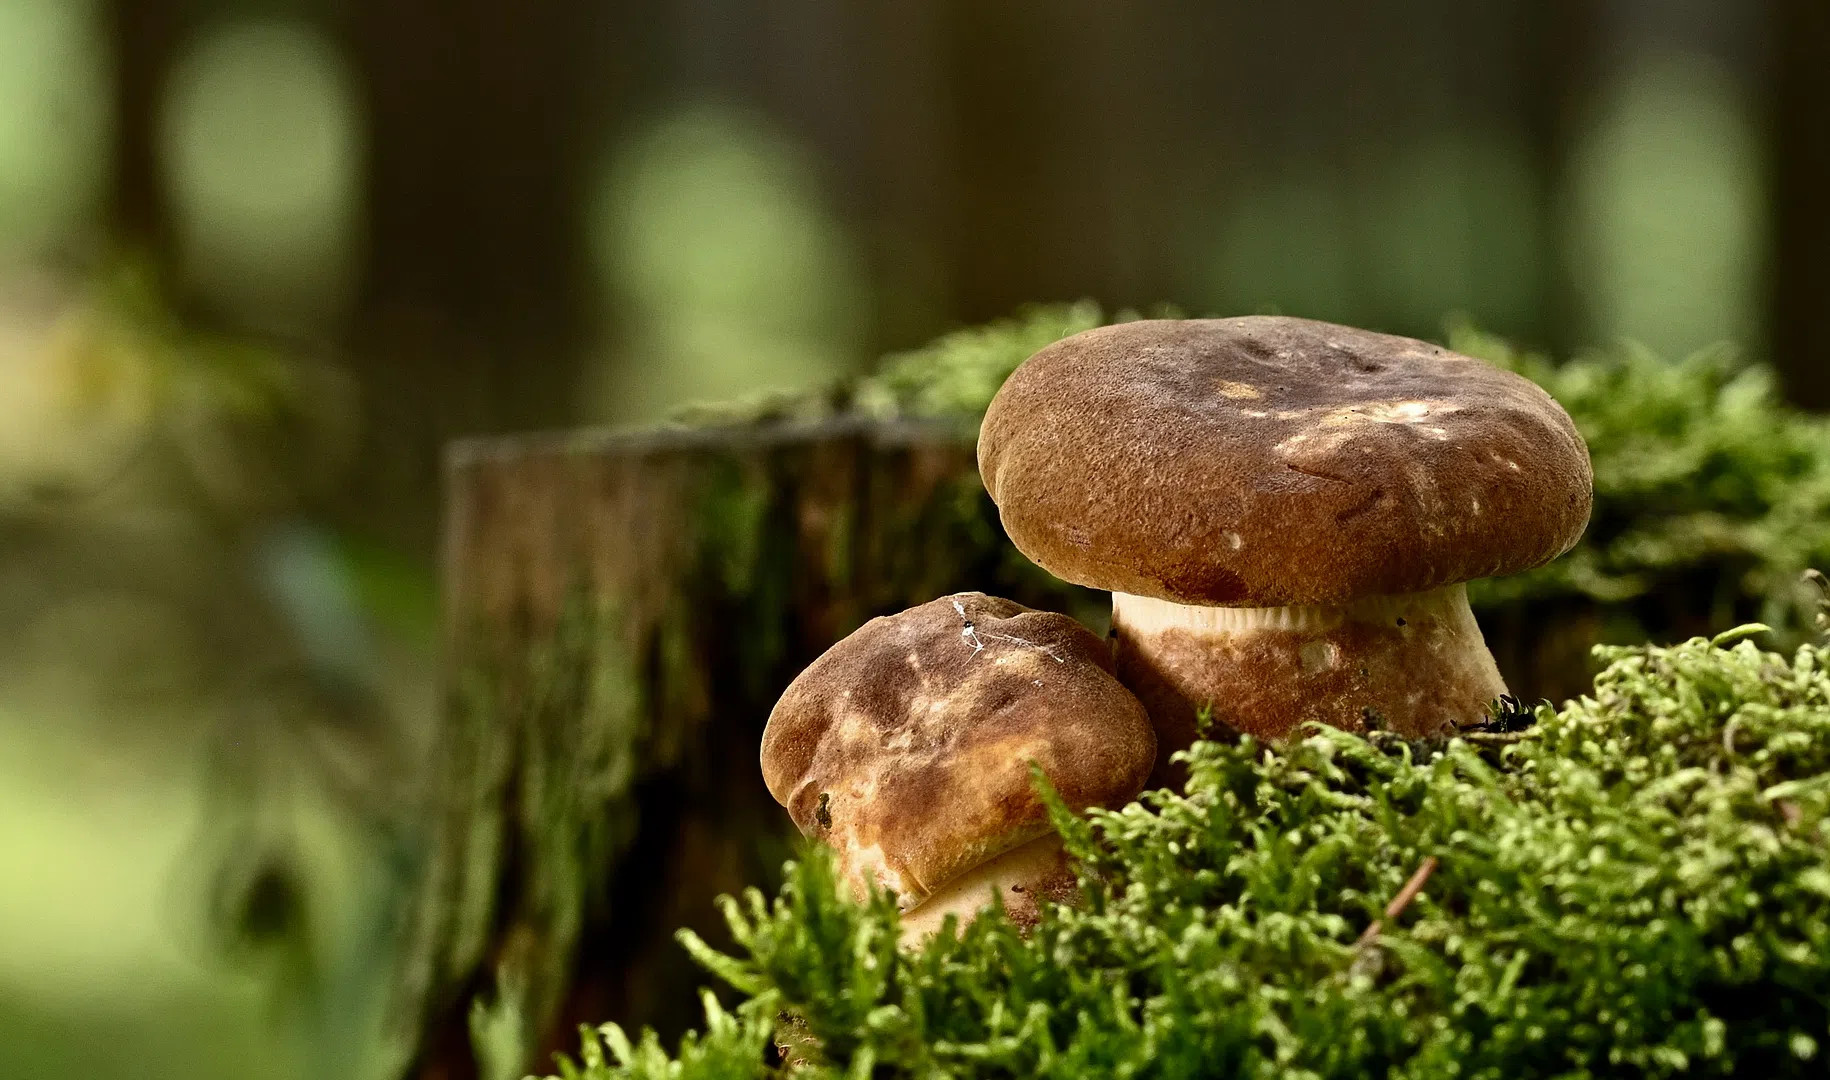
left=760, top=592, right=1154, bottom=908
left=978, top=316, right=1593, bottom=607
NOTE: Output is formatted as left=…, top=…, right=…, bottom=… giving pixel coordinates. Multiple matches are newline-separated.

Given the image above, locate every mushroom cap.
left=978, top=316, right=1593, bottom=607
left=760, top=592, right=1154, bottom=909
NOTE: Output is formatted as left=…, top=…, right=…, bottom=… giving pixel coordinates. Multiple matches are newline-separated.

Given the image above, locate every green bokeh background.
left=0, top=1, right=1822, bottom=1077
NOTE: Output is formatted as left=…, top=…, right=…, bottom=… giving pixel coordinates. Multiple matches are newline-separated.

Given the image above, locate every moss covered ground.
left=544, top=617, right=1830, bottom=1078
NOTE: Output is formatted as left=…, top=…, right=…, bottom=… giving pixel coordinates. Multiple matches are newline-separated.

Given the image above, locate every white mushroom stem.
left=1110, top=583, right=1508, bottom=779
left=897, top=831, right=1075, bottom=944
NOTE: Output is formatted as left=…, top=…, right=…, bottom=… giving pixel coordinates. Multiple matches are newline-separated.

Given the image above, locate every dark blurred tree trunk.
left=1516, top=0, right=1597, bottom=358
left=855, top=1, right=959, bottom=352
left=102, top=0, right=182, bottom=263
left=1771, top=0, right=1830, bottom=407
left=341, top=0, right=612, bottom=552
left=939, top=1, right=1189, bottom=322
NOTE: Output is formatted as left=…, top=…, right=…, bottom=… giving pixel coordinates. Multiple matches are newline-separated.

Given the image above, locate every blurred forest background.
left=0, top=0, right=1825, bottom=1078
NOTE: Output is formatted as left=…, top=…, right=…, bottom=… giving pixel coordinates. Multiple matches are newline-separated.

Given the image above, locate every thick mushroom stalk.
left=1111, top=584, right=1507, bottom=776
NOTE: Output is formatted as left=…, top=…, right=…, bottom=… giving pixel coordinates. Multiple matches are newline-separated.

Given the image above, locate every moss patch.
left=545, top=620, right=1830, bottom=1078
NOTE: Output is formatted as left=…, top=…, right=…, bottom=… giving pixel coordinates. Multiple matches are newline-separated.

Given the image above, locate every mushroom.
left=977, top=316, right=1592, bottom=780
left=761, top=592, right=1155, bottom=939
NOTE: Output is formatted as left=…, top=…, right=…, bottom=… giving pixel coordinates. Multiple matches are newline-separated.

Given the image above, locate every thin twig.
left=1458, top=732, right=1533, bottom=747
left=1356, top=856, right=1439, bottom=946
left=1722, top=717, right=1742, bottom=758
left=952, top=598, right=1066, bottom=662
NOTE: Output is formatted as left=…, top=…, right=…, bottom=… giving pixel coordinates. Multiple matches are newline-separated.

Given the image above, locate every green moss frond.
left=848, top=300, right=1194, bottom=424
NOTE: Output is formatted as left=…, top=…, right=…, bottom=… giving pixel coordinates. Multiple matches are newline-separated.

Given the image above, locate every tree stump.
left=403, top=417, right=1097, bottom=1079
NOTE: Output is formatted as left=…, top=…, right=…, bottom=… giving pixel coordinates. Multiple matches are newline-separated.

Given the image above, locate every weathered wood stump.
left=403, top=418, right=1098, bottom=1079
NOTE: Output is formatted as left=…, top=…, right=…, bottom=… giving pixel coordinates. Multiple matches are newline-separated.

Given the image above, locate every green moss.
left=399, top=589, right=650, bottom=1075
left=820, top=502, right=855, bottom=593
left=542, top=618, right=1830, bottom=1078
left=699, top=459, right=777, bottom=598
left=1449, top=319, right=1830, bottom=639
left=849, top=301, right=1114, bottom=423
left=470, top=967, right=532, bottom=1080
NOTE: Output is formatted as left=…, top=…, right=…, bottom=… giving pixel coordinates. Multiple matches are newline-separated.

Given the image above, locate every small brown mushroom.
left=977, top=316, right=1593, bottom=782
left=760, top=592, right=1154, bottom=939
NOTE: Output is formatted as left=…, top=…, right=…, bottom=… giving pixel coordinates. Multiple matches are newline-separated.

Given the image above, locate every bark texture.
left=406, top=418, right=1095, bottom=1078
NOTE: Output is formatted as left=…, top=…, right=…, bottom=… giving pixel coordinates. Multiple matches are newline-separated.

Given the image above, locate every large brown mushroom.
left=761, top=592, right=1154, bottom=939
left=977, top=316, right=1592, bottom=781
